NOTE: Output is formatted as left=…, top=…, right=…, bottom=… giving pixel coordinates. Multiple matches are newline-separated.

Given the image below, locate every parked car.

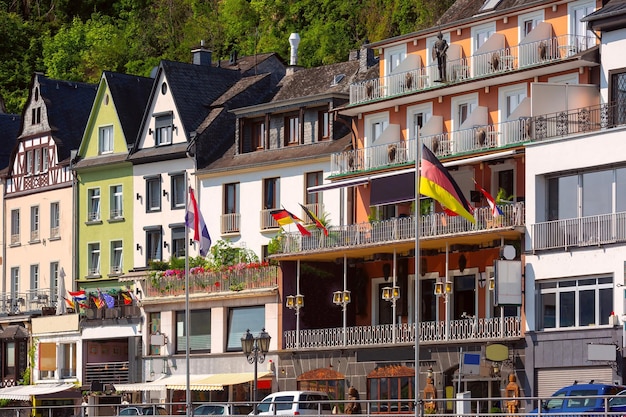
left=195, top=403, right=254, bottom=416
left=254, top=391, right=333, bottom=416
left=599, top=389, right=626, bottom=413
left=530, top=383, right=626, bottom=415
left=118, top=406, right=168, bottom=416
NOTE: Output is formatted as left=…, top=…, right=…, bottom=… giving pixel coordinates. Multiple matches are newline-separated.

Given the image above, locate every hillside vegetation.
left=0, top=0, right=453, bottom=114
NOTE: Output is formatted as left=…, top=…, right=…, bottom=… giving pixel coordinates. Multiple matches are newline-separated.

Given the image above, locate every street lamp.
left=241, top=328, right=271, bottom=415
left=286, top=294, right=304, bottom=348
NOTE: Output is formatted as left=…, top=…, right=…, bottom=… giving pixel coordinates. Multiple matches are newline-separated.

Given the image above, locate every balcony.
left=220, top=213, right=240, bottom=234
left=145, top=265, right=278, bottom=297
left=84, top=361, right=129, bottom=385
left=331, top=101, right=624, bottom=176
left=0, top=289, right=56, bottom=315
left=532, top=211, right=626, bottom=251
left=349, top=34, right=596, bottom=106
left=260, top=209, right=279, bottom=230
left=284, top=316, right=521, bottom=349
left=277, top=203, right=524, bottom=256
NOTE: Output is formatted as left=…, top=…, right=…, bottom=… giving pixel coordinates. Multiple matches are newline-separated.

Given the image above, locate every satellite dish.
left=503, top=245, right=516, bottom=260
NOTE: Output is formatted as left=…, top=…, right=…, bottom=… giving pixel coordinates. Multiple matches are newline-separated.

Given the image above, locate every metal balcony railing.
left=349, top=34, right=596, bottom=105
left=220, top=213, right=240, bottom=234
left=260, top=208, right=280, bottom=230
left=0, top=289, right=57, bottom=315
left=532, top=211, right=626, bottom=251
left=83, top=361, right=129, bottom=384
left=331, top=101, right=626, bottom=176
left=284, top=316, right=521, bottom=349
left=278, top=203, right=524, bottom=255
left=145, top=265, right=278, bottom=297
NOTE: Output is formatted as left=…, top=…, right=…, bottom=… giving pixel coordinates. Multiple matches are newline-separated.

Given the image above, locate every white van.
left=255, top=391, right=333, bottom=415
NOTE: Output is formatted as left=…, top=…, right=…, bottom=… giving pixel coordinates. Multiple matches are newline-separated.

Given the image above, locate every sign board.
left=494, top=260, right=522, bottom=305
left=588, top=344, right=617, bottom=361
left=461, top=353, right=481, bottom=375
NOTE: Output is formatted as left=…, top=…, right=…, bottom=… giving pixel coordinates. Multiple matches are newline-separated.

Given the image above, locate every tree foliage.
left=0, top=0, right=454, bottom=114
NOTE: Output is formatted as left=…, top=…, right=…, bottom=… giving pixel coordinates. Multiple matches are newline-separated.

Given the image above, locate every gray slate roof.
left=0, top=113, right=20, bottom=170
left=583, top=0, right=626, bottom=31
left=35, top=74, right=97, bottom=164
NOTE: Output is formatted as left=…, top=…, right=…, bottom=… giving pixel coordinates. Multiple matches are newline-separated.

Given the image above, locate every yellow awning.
left=190, top=371, right=274, bottom=389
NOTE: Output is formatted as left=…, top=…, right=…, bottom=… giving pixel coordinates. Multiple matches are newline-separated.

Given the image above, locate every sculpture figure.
left=433, top=32, right=449, bottom=82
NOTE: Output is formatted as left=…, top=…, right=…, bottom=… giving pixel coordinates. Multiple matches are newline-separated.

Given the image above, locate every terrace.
left=331, top=101, right=624, bottom=176
left=349, top=34, right=596, bottom=106
left=0, top=289, right=56, bottom=316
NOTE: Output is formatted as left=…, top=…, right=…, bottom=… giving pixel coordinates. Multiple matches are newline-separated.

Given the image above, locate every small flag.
left=121, top=292, right=132, bottom=305
left=92, top=295, right=104, bottom=309
left=473, top=180, right=503, bottom=218
left=271, top=209, right=311, bottom=236
left=299, top=203, right=328, bottom=236
left=101, top=291, right=115, bottom=309
left=68, top=290, right=87, bottom=302
left=420, top=144, right=475, bottom=223
left=185, top=187, right=212, bottom=256
left=63, top=297, right=75, bottom=310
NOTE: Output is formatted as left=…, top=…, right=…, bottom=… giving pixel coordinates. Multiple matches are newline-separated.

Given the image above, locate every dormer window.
left=285, top=115, right=300, bottom=145
left=99, top=126, right=114, bottom=154
left=154, top=112, right=174, bottom=146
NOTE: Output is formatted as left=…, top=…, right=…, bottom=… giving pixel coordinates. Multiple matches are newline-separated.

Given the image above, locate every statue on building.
left=505, top=373, right=521, bottom=416
left=432, top=32, right=449, bottom=82
left=423, top=375, right=437, bottom=413
left=345, top=386, right=362, bottom=414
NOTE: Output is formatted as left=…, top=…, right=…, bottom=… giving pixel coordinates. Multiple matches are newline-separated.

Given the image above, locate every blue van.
left=532, top=383, right=625, bottom=414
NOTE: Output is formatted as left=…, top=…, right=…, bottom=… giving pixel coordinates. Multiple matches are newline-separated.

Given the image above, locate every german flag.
left=419, top=144, right=475, bottom=223
left=299, top=203, right=328, bottom=236
left=271, top=209, right=311, bottom=236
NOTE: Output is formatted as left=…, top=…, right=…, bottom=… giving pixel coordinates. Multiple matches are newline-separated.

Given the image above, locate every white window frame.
left=498, top=83, right=528, bottom=122
left=26, top=150, right=33, bottom=175
left=491, top=160, right=517, bottom=200
left=10, top=267, right=19, bottom=297
left=111, top=240, right=123, bottom=274
left=30, top=205, right=39, bottom=242
left=34, top=148, right=41, bottom=174
left=11, top=209, right=20, bottom=244
left=171, top=174, right=185, bottom=209
left=87, top=188, right=101, bottom=222
left=471, top=22, right=496, bottom=53
left=548, top=73, right=579, bottom=84
left=50, top=202, right=60, bottom=238
left=110, top=185, right=123, bottom=219
left=88, top=242, right=101, bottom=276
left=568, top=0, right=595, bottom=40
left=50, top=262, right=59, bottom=300
left=30, top=264, right=39, bottom=290
left=406, top=103, right=433, bottom=139
left=364, top=112, right=390, bottom=148
left=518, top=10, right=544, bottom=40
left=146, top=177, right=162, bottom=212
left=155, top=114, right=173, bottom=146
left=99, top=125, right=114, bottom=154
left=42, top=147, right=48, bottom=172
left=384, top=44, right=407, bottom=77
left=451, top=93, right=479, bottom=132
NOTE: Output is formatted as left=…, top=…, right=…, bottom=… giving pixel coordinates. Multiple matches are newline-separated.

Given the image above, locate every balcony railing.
left=284, top=316, right=521, bottom=349
left=278, top=203, right=524, bottom=255
left=532, top=211, right=626, bottom=251
left=0, top=289, right=56, bottom=315
left=84, top=361, right=129, bottom=384
left=350, top=34, right=596, bottom=105
left=220, top=213, right=240, bottom=234
left=260, top=209, right=279, bottom=230
left=331, top=101, right=625, bottom=176
left=145, top=265, right=278, bottom=297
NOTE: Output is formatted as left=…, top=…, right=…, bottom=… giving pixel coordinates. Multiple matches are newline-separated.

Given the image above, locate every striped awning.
left=171, top=371, right=274, bottom=390
left=0, top=383, right=76, bottom=400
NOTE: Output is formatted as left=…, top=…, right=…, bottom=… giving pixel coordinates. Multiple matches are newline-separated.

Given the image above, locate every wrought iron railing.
left=0, top=289, right=57, bottom=315
left=349, top=34, right=596, bottom=105
left=331, top=101, right=626, bottom=176
left=278, top=203, right=524, bottom=255
left=145, top=265, right=278, bottom=297
left=532, top=211, right=626, bottom=251
left=284, top=316, right=521, bottom=349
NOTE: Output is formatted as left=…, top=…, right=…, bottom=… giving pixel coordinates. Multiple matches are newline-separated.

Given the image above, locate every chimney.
left=359, top=43, right=375, bottom=73
left=289, top=33, right=301, bottom=66
left=192, top=40, right=212, bottom=66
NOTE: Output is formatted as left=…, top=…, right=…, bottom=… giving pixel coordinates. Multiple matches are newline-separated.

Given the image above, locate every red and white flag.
left=185, top=187, right=212, bottom=256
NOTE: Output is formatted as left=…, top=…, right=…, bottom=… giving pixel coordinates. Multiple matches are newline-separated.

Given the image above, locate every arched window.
left=297, top=368, right=345, bottom=401
left=367, top=365, right=415, bottom=413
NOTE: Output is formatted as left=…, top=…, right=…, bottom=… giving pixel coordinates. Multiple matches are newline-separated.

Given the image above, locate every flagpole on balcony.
left=414, top=131, right=422, bottom=417
left=185, top=183, right=191, bottom=417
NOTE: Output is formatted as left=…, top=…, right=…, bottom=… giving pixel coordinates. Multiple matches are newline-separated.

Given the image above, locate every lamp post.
left=286, top=294, right=304, bottom=348
left=241, top=328, right=271, bottom=415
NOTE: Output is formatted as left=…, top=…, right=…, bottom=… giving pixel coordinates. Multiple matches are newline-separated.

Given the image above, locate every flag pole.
left=414, top=130, right=422, bottom=417
left=185, top=182, right=191, bottom=417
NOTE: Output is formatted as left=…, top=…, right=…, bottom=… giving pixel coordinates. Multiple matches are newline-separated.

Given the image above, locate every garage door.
left=536, top=367, right=614, bottom=398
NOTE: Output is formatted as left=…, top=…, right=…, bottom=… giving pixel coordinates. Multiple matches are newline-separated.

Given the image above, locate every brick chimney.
left=192, top=40, right=212, bottom=66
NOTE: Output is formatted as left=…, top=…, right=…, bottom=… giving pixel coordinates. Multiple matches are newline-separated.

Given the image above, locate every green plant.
left=229, top=283, right=245, bottom=291
left=495, top=188, right=514, bottom=204
left=21, top=337, right=38, bottom=385
left=368, top=206, right=380, bottom=222
left=209, top=239, right=259, bottom=270
left=490, top=407, right=502, bottom=414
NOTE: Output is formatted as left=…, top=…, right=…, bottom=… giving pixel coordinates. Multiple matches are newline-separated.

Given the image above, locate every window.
left=30, top=264, right=39, bottom=291
left=570, top=1, right=595, bottom=51
left=146, top=177, right=161, bottom=212
left=50, top=202, right=60, bottom=238
left=176, top=309, right=211, bottom=353
left=518, top=11, right=543, bottom=38
left=285, top=115, right=300, bottom=144
left=10, top=267, right=19, bottom=298
left=384, top=44, right=406, bottom=76
left=318, top=111, right=330, bottom=141
left=110, top=185, right=123, bottom=219
left=155, top=113, right=173, bottom=146
left=30, top=206, right=39, bottom=242
left=263, top=178, right=279, bottom=210
left=547, top=167, right=626, bottom=221
left=305, top=172, right=323, bottom=206
left=499, top=84, right=527, bottom=122
left=99, top=126, right=114, bottom=154
left=226, top=306, right=265, bottom=351
left=224, top=183, right=239, bottom=214
left=6, top=342, right=15, bottom=375
left=111, top=240, right=123, bottom=274
left=171, top=174, right=185, bottom=209
left=34, top=148, right=41, bottom=173
left=609, top=69, right=626, bottom=126
left=172, top=227, right=185, bottom=258
left=150, top=312, right=161, bottom=355
left=252, top=121, right=265, bottom=149
left=39, top=342, right=56, bottom=379
left=368, top=365, right=415, bottom=413
left=10, top=209, right=19, bottom=244
left=539, top=277, right=612, bottom=329
left=146, top=229, right=162, bottom=264
left=471, top=22, right=496, bottom=52
left=50, top=262, right=59, bottom=301
left=364, top=112, right=390, bottom=148
left=451, top=93, right=478, bottom=131
left=42, top=147, right=48, bottom=171
left=87, top=188, right=101, bottom=222
left=88, top=243, right=100, bottom=276
left=26, top=150, right=33, bottom=174
left=60, top=343, right=77, bottom=378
